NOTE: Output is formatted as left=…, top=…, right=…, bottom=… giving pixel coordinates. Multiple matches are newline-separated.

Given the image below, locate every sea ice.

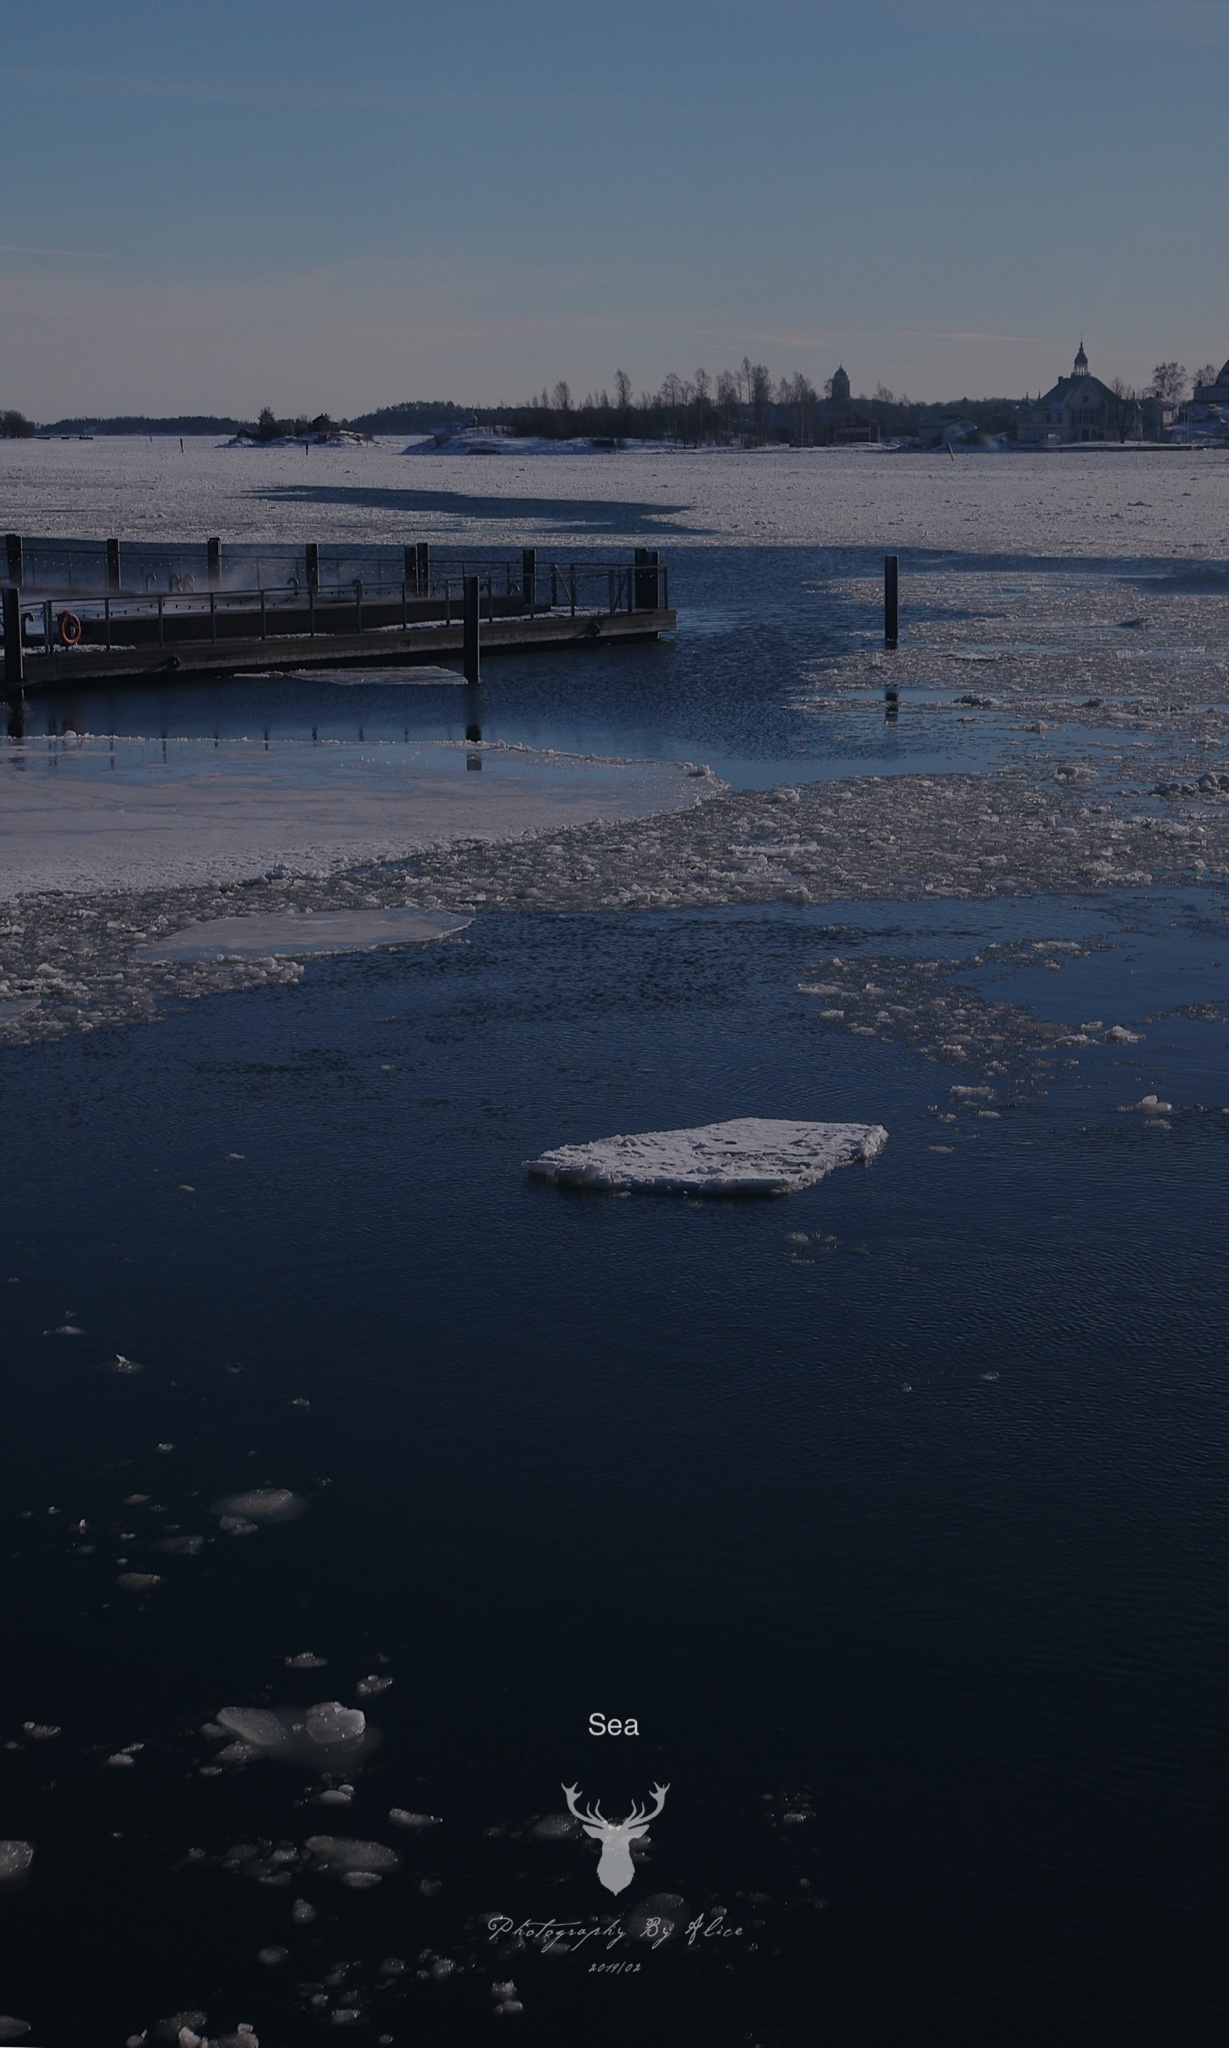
left=215, top=1703, right=379, bottom=1766
left=525, top=1117, right=887, bottom=1195
left=305, top=1836, right=402, bottom=1877
left=140, top=909, right=471, bottom=963
left=0, top=1842, right=34, bottom=1890
left=210, top=1489, right=304, bottom=1525
left=388, top=1809, right=442, bottom=1829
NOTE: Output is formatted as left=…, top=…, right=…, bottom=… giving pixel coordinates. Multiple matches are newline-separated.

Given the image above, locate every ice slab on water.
left=140, top=909, right=470, bottom=962
left=0, top=1842, right=34, bottom=1890
left=211, top=1488, right=304, bottom=1524
left=525, top=1116, right=888, bottom=1195
left=305, top=1834, right=402, bottom=1876
left=216, top=1702, right=379, bottom=1767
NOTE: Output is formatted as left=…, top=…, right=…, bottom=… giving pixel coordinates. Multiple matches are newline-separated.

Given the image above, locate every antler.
left=562, top=1781, right=604, bottom=1826
left=623, top=1781, right=670, bottom=1826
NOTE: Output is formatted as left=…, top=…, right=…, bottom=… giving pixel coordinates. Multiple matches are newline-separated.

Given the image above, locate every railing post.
left=105, top=594, right=113, bottom=651
left=401, top=579, right=408, bottom=630
left=157, top=594, right=164, bottom=648
left=5, top=534, right=22, bottom=589
left=551, top=563, right=558, bottom=608
left=404, top=544, right=416, bottom=593
left=569, top=566, right=577, bottom=617
left=522, top=547, right=536, bottom=616
left=608, top=569, right=615, bottom=613
left=260, top=589, right=267, bottom=641
left=306, top=542, right=319, bottom=593
left=486, top=576, right=494, bottom=625
left=106, top=537, right=121, bottom=592
left=355, top=579, right=363, bottom=635
left=445, top=578, right=451, bottom=626
left=463, top=573, right=481, bottom=684
left=884, top=553, right=899, bottom=649
left=209, top=592, right=217, bottom=644
left=206, top=537, right=222, bottom=589
left=415, top=541, right=430, bottom=597
left=309, top=586, right=316, bottom=638
left=2, top=586, right=23, bottom=690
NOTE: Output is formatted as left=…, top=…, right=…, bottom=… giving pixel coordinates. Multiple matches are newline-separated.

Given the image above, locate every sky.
left=1, top=0, right=1227, bottom=418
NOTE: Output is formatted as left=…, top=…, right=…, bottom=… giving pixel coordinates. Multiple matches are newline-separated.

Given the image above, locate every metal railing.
left=12, top=558, right=669, bottom=655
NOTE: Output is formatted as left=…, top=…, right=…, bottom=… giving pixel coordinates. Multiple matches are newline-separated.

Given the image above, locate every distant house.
left=1017, top=342, right=1127, bottom=445
left=817, top=366, right=880, bottom=446
left=1179, top=359, right=1229, bottom=445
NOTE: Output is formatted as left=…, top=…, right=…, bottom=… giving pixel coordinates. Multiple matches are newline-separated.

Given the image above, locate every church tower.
left=1073, top=340, right=1089, bottom=379
left=829, top=364, right=851, bottom=405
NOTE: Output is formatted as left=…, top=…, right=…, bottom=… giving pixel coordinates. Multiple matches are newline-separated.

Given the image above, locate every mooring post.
left=106, top=537, right=121, bottom=592
left=306, top=542, right=319, bottom=593
left=206, top=537, right=222, bottom=589
left=2, top=586, right=23, bottom=690
left=4, top=534, right=21, bottom=589
left=884, top=553, right=899, bottom=649
left=415, top=541, right=430, bottom=597
left=633, top=547, right=660, bottom=610
left=522, top=548, right=536, bottom=615
left=463, top=573, right=481, bottom=685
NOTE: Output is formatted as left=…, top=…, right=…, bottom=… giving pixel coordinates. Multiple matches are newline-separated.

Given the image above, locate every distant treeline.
left=352, top=369, right=1022, bottom=445
left=6, top=370, right=1028, bottom=446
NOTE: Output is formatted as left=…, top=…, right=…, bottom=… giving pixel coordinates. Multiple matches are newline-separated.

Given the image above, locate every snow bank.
left=141, top=909, right=469, bottom=962
left=525, top=1116, right=887, bottom=1195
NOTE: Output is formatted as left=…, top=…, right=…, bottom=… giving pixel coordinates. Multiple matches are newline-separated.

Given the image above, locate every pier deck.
left=1, top=538, right=675, bottom=690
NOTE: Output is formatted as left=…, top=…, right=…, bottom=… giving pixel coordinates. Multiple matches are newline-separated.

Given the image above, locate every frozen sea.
left=0, top=440, right=1227, bottom=2046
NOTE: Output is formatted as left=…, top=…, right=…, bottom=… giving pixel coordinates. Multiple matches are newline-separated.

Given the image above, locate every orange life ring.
left=56, top=610, right=83, bottom=647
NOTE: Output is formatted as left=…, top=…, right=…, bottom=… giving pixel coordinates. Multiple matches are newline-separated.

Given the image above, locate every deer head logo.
left=561, top=1780, right=669, bottom=1895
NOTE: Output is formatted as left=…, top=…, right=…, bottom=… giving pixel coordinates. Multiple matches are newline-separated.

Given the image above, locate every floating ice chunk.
left=305, top=1835, right=402, bottom=1878
left=155, top=1535, right=204, bottom=1555
left=108, top=1354, right=144, bottom=1374
left=388, top=1809, right=442, bottom=1829
left=1107, top=1025, right=1144, bottom=1043
left=116, top=1572, right=163, bottom=1591
left=355, top=1674, right=393, bottom=1697
left=140, top=910, right=472, bottom=963
left=305, top=1704, right=365, bottom=1747
left=950, top=1085, right=995, bottom=1099
left=216, top=1708, right=292, bottom=1756
left=258, top=1945, right=289, bottom=1966
left=1127, top=1094, right=1173, bottom=1114
left=531, top=1813, right=580, bottom=1840
left=292, top=1897, right=317, bottom=1923
left=211, top=1489, right=304, bottom=1525
left=525, top=1117, right=887, bottom=1196
left=22, top=1723, right=60, bottom=1740
left=285, top=1652, right=328, bottom=1669
left=216, top=1703, right=379, bottom=1767
left=0, top=1842, right=33, bottom=1892
left=0, top=2020, right=30, bottom=2041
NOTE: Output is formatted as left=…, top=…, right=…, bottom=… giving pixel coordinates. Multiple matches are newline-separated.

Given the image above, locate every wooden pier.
left=2, top=538, right=675, bottom=691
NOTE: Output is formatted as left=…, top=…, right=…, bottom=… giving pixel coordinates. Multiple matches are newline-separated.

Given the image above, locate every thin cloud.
left=0, top=243, right=112, bottom=260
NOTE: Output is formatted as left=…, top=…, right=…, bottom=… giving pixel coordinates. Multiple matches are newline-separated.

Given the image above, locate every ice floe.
left=215, top=1702, right=380, bottom=1767
left=304, top=1835, right=402, bottom=1880
left=0, top=1842, right=34, bottom=1890
left=139, top=909, right=471, bottom=963
left=210, top=1489, right=304, bottom=1525
left=525, top=1117, right=887, bottom=1195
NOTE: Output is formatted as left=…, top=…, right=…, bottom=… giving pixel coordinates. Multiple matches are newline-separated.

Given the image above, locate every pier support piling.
left=884, top=554, right=899, bottom=649
left=463, top=574, right=481, bottom=685
left=2, top=585, right=24, bottom=690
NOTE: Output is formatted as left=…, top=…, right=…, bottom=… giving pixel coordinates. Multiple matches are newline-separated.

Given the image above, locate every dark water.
left=28, top=539, right=1162, bottom=788
left=2, top=894, right=1227, bottom=2046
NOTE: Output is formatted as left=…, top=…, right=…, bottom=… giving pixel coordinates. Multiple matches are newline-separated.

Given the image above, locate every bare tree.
left=614, top=369, right=632, bottom=412
left=1193, top=363, right=1218, bottom=392
left=750, top=362, right=772, bottom=441
left=552, top=381, right=572, bottom=414
left=693, top=368, right=711, bottom=407
left=1108, top=377, right=1140, bottom=443
left=874, top=383, right=895, bottom=404
left=1149, top=362, right=1188, bottom=405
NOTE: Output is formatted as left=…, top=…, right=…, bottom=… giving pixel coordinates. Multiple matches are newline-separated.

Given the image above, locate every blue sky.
left=1, top=0, right=1226, bottom=416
